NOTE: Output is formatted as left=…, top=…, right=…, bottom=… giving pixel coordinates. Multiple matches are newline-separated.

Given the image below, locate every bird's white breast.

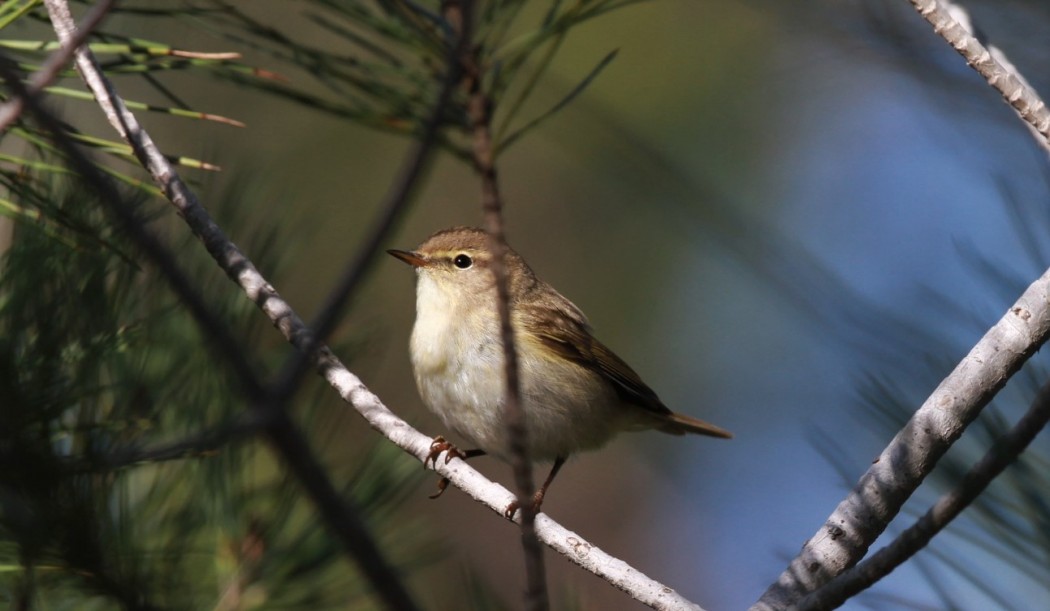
left=409, top=272, right=622, bottom=460
left=410, top=273, right=504, bottom=446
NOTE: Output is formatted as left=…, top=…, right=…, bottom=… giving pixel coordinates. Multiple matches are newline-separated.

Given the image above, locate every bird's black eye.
left=453, top=254, right=473, bottom=269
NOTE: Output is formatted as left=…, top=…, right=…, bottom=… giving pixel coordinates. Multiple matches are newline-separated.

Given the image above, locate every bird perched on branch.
left=389, top=227, right=731, bottom=516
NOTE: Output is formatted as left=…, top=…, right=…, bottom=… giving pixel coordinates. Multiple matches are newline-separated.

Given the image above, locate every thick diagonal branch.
left=798, top=378, right=1050, bottom=610
left=754, top=269, right=1050, bottom=609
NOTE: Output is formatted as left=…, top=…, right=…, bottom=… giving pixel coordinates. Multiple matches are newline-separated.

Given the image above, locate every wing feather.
left=516, top=290, right=669, bottom=416
left=514, top=284, right=732, bottom=439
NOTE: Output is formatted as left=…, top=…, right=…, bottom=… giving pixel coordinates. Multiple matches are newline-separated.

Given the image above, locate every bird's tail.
left=659, top=412, right=733, bottom=439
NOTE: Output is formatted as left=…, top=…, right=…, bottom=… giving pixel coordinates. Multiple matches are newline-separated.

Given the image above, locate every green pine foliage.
left=0, top=1, right=642, bottom=608
left=0, top=178, right=431, bottom=608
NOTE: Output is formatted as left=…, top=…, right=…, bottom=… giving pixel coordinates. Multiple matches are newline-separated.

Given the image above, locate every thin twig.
left=753, top=269, right=1050, bottom=610
left=266, top=0, right=473, bottom=410
left=939, top=3, right=1050, bottom=155
left=42, top=1, right=705, bottom=608
left=906, top=0, right=1050, bottom=149
left=0, top=0, right=114, bottom=133
left=41, top=4, right=420, bottom=610
left=798, top=379, right=1050, bottom=610
left=465, top=30, right=549, bottom=611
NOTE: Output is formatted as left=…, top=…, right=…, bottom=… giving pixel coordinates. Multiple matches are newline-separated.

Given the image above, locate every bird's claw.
left=430, top=476, right=451, bottom=500
left=424, top=436, right=471, bottom=500
left=424, top=435, right=464, bottom=470
left=503, top=491, right=544, bottom=520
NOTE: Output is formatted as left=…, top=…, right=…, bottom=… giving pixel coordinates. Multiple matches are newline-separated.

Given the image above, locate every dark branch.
left=83, top=412, right=268, bottom=472
left=463, top=15, right=550, bottom=611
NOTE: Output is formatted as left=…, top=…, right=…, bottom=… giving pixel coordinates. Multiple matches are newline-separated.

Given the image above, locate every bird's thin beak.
left=387, top=249, right=427, bottom=268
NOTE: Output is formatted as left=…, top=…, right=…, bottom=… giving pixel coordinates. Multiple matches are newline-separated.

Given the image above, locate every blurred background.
left=7, top=0, right=1050, bottom=609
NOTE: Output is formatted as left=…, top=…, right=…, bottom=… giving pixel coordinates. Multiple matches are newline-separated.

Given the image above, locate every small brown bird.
left=389, top=227, right=731, bottom=515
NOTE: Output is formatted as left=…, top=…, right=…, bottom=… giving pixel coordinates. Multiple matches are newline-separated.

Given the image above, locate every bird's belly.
left=412, top=331, right=621, bottom=461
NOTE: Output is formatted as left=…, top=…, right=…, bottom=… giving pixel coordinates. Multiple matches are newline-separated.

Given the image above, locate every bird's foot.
left=503, top=490, right=546, bottom=520
left=424, top=436, right=460, bottom=499
left=430, top=477, right=451, bottom=500
left=503, top=457, right=565, bottom=519
left=423, top=436, right=483, bottom=500
left=424, top=436, right=463, bottom=470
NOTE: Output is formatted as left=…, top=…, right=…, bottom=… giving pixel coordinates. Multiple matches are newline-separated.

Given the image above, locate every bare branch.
left=753, top=5, right=1050, bottom=608
left=907, top=0, right=1050, bottom=150
left=317, top=345, right=705, bottom=609
left=0, top=0, right=114, bottom=133
left=753, top=267, right=1050, bottom=609
left=799, top=379, right=1050, bottom=610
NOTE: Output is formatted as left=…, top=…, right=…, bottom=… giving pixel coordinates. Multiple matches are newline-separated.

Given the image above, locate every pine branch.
left=40, top=3, right=420, bottom=611
left=464, top=19, right=549, bottom=611
left=39, top=1, right=706, bottom=610
left=907, top=0, right=1050, bottom=151
left=754, top=268, right=1050, bottom=609
left=0, top=0, right=114, bottom=132
left=266, top=0, right=472, bottom=414
left=798, top=378, right=1050, bottom=609
left=753, top=4, right=1050, bottom=608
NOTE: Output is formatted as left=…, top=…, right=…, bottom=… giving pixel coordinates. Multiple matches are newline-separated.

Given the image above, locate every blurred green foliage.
left=0, top=0, right=648, bottom=608
left=0, top=175, right=432, bottom=608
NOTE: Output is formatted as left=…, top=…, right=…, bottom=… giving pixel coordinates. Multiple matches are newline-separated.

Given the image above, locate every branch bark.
left=754, top=267, right=1050, bottom=609
left=907, top=0, right=1050, bottom=150
left=41, top=2, right=703, bottom=609
left=0, top=0, right=113, bottom=133
left=798, top=378, right=1050, bottom=610
left=754, top=4, right=1050, bottom=608
left=462, top=22, right=549, bottom=611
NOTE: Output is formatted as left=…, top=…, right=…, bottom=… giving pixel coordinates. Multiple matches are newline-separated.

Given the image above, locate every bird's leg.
left=503, top=456, right=567, bottom=519
left=424, top=436, right=485, bottom=499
